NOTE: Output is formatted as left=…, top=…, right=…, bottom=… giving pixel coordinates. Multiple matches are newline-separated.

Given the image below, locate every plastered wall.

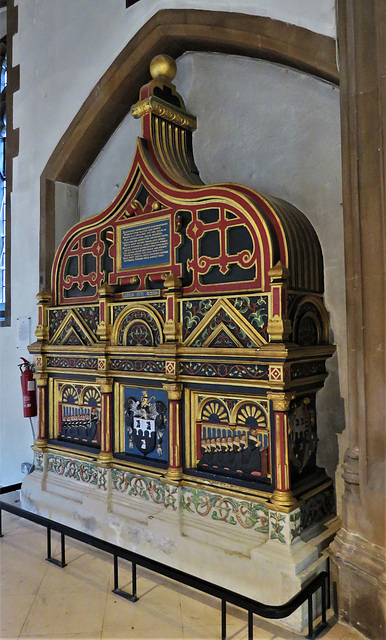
left=0, top=0, right=343, bottom=494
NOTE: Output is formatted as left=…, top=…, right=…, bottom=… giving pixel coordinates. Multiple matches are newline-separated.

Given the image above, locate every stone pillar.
left=267, top=392, right=297, bottom=509
left=330, top=1, right=386, bottom=637
left=163, top=383, right=183, bottom=483
left=97, top=376, right=113, bottom=465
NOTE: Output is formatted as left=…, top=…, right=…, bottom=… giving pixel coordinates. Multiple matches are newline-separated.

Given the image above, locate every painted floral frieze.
left=181, top=487, right=269, bottom=533
left=269, top=508, right=302, bottom=544
left=111, top=469, right=165, bottom=505
left=35, top=451, right=44, bottom=472
left=47, top=454, right=99, bottom=487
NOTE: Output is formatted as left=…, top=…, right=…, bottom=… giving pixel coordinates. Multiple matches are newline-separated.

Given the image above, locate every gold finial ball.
left=150, top=55, right=177, bottom=81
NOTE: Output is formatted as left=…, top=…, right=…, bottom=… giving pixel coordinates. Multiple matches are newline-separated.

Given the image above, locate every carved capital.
left=98, top=376, right=113, bottom=394
left=163, top=319, right=181, bottom=343
left=163, top=273, right=182, bottom=292
left=36, top=288, right=51, bottom=304
left=131, top=97, right=197, bottom=132
left=98, top=282, right=114, bottom=299
left=35, top=324, right=49, bottom=341
left=268, top=260, right=290, bottom=281
left=35, top=373, right=48, bottom=387
left=267, top=392, right=295, bottom=412
left=96, top=320, right=111, bottom=341
left=162, top=382, right=183, bottom=400
left=267, top=316, right=292, bottom=342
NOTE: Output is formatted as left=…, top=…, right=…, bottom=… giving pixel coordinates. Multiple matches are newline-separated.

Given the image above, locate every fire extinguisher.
left=18, top=357, right=37, bottom=418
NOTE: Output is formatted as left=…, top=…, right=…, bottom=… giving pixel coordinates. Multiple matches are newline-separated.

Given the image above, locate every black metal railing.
left=0, top=484, right=329, bottom=639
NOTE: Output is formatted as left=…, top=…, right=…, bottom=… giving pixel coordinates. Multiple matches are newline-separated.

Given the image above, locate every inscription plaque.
left=119, top=219, right=170, bottom=270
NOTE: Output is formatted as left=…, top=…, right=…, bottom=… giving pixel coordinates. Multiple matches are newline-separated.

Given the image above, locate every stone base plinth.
left=21, top=452, right=338, bottom=632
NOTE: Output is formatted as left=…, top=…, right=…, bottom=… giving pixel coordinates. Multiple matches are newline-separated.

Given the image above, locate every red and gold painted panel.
left=30, top=55, right=335, bottom=513
left=186, top=389, right=272, bottom=482
left=52, top=136, right=323, bottom=306
left=49, top=380, right=101, bottom=449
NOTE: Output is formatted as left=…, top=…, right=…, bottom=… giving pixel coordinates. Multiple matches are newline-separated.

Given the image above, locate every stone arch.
left=39, top=8, right=338, bottom=289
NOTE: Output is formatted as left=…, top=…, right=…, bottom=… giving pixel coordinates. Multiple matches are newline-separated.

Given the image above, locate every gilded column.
left=32, top=288, right=51, bottom=449
left=267, top=392, right=297, bottom=508
left=97, top=376, right=113, bottom=465
left=35, top=288, right=51, bottom=342
left=163, top=382, right=183, bottom=483
left=33, top=373, right=48, bottom=449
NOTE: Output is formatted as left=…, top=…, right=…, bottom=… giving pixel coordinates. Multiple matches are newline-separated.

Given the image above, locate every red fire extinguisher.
left=18, top=357, right=37, bottom=418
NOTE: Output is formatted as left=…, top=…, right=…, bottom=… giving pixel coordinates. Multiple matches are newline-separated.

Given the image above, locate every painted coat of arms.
left=125, top=390, right=167, bottom=458
left=288, top=397, right=317, bottom=474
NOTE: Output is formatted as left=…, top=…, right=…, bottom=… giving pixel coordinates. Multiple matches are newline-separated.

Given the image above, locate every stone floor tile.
left=183, top=626, right=222, bottom=639
left=102, top=584, right=183, bottom=636
left=101, top=626, right=185, bottom=639
left=19, top=586, right=107, bottom=637
left=180, top=592, right=222, bottom=628
left=0, top=593, right=35, bottom=638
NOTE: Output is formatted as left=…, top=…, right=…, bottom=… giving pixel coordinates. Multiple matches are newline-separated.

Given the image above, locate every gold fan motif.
left=61, top=385, right=79, bottom=405
left=201, top=400, right=228, bottom=423
left=237, top=403, right=267, bottom=427
left=83, top=387, right=101, bottom=407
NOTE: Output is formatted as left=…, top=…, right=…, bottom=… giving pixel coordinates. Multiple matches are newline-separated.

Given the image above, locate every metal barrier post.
left=113, top=554, right=119, bottom=591
left=248, top=609, right=253, bottom=640
left=46, top=526, right=52, bottom=560
left=112, top=555, right=139, bottom=602
left=307, top=595, right=314, bottom=639
left=132, top=562, right=138, bottom=601
left=46, top=527, right=66, bottom=567
left=60, top=532, right=66, bottom=567
left=321, top=576, right=327, bottom=624
left=221, top=599, right=226, bottom=640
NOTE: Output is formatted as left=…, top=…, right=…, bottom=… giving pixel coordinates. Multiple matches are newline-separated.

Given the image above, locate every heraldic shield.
left=125, top=390, right=167, bottom=457
left=288, top=397, right=317, bottom=474
left=132, top=417, right=156, bottom=454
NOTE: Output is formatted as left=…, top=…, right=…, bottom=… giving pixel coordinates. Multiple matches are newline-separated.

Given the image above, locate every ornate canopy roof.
left=52, top=55, right=323, bottom=306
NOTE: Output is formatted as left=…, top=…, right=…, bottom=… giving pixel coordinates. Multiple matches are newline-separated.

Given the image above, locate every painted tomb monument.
left=23, top=55, right=338, bottom=631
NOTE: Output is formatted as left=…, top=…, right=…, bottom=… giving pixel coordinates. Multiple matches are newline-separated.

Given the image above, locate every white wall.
left=0, top=0, right=341, bottom=489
